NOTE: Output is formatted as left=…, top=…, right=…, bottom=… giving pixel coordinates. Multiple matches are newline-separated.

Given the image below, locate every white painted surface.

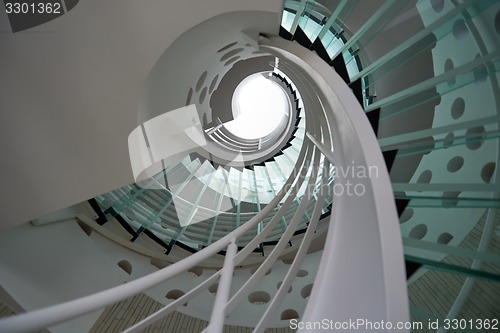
left=261, top=36, right=410, bottom=332
left=0, top=221, right=129, bottom=333
left=0, top=0, right=282, bottom=229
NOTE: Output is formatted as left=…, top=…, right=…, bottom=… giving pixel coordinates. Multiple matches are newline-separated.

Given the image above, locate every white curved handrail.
left=0, top=129, right=323, bottom=333
left=0, top=154, right=307, bottom=333
left=253, top=162, right=330, bottom=333
left=1, top=32, right=408, bottom=333
left=260, top=36, right=410, bottom=332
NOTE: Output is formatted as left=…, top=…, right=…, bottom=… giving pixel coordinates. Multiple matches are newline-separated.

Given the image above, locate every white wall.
left=0, top=220, right=129, bottom=333
left=0, top=0, right=282, bottom=229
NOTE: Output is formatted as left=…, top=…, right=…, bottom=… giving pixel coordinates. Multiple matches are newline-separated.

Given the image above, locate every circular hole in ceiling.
left=166, top=289, right=188, bottom=306
left=417, top=170, right=432, bottom=184
left=399, top=208, right=414, bottom=224
left=166, top=289, right=185, bottom=300
left=447, top=156, right=464, bottom=173
left=117, top=260, right=132, bottom=275
left=414, top=136, right=435, bottom=155
left=481, top=162, right=496, bottom=183
left=301, top=284, right=313, bottom=300
left=196, top=71, right=208, bottom=92
left=281, top=309, right=299, bottom=320
left=199, top=87, right=208, bottom=104
left=452, top=19, right=469, bottom=40
left=297, top=269, right=308, bottom=277
left=220, top=48, right=244, bottom=62
left=186, top=88, right=193, bottom=105
left=224, top=56, right=240, bottom=67
left=188, top=267, right=203, bottom=277
left=248, top=291, right=270, bottom=305
left=451, top=97, right=465, bottom=120
left=209, top=75, right=219, bottom=94
left=430, top=0, right=444, bottom=12
left=224, top=73, right=288, bottom=140
left=465, top=126, right=486, bottom=150
left=217, top=42, right=238, bottom=53
left=437, top=232, right=454, bottom=245
left=443, top=132, right=454, bottom=148
left=444, top=59, right=455, bottom=87
left=409, top=224, right=427, bottom=240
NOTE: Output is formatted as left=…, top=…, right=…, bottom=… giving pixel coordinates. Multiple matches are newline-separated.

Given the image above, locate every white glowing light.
left=224, top=74, right=287, bottom=140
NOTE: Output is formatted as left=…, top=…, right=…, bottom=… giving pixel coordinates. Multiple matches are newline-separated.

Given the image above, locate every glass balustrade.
left=280, top=0, right=500, bottom=326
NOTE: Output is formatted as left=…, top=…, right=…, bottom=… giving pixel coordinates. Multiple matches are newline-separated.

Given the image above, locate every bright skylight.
left=224, top=73, right=288, bottom=140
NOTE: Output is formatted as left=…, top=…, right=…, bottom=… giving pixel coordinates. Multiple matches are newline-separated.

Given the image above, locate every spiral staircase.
left=0, top=0, right=499, bottom=332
